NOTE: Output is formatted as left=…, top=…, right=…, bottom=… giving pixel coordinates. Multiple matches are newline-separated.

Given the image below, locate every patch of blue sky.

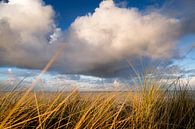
left=174, top=34, right=195, bottom=71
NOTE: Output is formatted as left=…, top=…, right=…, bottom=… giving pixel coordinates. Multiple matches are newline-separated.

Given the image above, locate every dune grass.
left=0, top=80, right=195, bottom=129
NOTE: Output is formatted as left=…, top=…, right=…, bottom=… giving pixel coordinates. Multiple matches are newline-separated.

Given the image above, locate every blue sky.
left=44, top=0, right=102, bottom=29
left=0, top=0, right=194, bottom=88
left=44, top=0, right=165, bottom=29
left=175, top=34, right=195, bottom=70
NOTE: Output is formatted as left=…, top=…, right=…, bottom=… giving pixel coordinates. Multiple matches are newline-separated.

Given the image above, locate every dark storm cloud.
left=90, top=58, right=172, bottom=78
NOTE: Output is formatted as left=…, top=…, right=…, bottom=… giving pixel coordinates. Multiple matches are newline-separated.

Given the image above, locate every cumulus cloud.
left=0, top=0, right=54, bottom=40
left=0, top=0, right=57, bottom=67
left=71, top=1, right=180, bottom=59
left=0, top=0, right=183, bottom=77
left=58, top=0, right=180, bottom=76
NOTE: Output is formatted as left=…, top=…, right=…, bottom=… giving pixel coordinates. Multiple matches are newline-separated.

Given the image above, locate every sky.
left=0, top=0, right=194, bottom=90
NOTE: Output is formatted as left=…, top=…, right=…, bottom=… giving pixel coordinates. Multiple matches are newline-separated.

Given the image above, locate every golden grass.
left=0, top=81, right=195, bottom=129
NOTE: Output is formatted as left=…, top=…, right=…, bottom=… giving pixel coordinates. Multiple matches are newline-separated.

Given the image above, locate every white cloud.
left=0, top=0, right=57, bottom=67
left=0, top=0, right=182, bottom=77
left=0, top=0, right=54, bottom=43
left=69, top=0, right=180, bottom=60
left=61, top=0, right=180, bottom=74
left=49, top=28, right=62, bottom=44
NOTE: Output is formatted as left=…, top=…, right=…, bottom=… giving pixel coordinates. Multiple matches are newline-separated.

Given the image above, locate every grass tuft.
left=0, top=80, right=195, bottom=129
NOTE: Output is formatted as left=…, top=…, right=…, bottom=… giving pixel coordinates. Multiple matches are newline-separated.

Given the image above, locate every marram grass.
left=0, top=82, right=195, bottom=129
